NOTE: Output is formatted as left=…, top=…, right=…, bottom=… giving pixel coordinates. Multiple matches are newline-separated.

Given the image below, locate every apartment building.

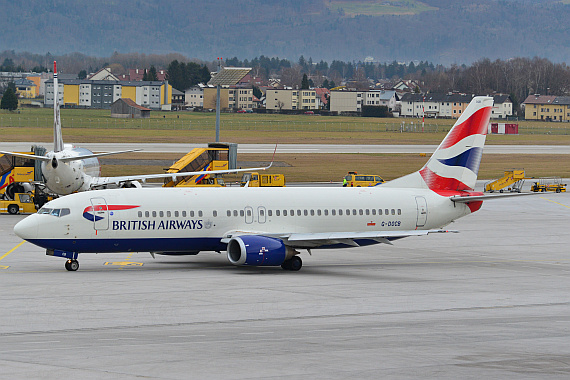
left=266, top=89, right=317, bottom=111
left=45, top=79, right=172, bottom=110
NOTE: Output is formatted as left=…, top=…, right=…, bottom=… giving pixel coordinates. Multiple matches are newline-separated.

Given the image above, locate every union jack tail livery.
left=384, top=96, right=493, bottom=192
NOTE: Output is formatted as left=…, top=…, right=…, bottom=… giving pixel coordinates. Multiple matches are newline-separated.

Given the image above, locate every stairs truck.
left=484, top=169, right=526, bottom=193
left=163, top=143, right=237, bottom=187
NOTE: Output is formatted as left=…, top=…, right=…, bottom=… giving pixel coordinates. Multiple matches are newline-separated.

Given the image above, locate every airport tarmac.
left=1, top=192, right=570, bottom=379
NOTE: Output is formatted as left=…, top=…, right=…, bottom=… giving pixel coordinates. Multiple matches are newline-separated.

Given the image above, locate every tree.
left=252, top=86, right=262, bottom=99
left=301, top=73, right=309, bottom=89
left=148, top=66, right=158, bottom=81
left=78, top=70, right=87, bottom=79
left=1, top=87, right=18, bottom=111
left=322, top=79, right=330, bottom=89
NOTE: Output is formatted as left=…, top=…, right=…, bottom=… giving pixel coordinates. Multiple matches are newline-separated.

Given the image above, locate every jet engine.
left=227, top=235, right=296, bottom=266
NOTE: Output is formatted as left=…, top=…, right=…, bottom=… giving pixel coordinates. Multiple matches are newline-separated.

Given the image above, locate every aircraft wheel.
left=289, top=256, right=302, bottom=271
left=281, top=260, right=292, bottom=270
left=65, top=259, right=79, bottom=271
left=7, top=204, right=19, bottom=215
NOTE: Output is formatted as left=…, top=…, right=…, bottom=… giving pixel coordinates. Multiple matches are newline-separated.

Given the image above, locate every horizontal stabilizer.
left=450, top=192, right=538, bottom=203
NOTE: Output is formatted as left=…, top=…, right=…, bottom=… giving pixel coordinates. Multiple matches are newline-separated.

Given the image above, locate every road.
left=2, top=142, right=570, bottom=154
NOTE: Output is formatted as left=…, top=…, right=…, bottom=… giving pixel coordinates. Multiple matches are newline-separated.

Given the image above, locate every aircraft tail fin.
left=384, top=96, right=493, bottom=192
left=53, top=61, right=64, bottom=153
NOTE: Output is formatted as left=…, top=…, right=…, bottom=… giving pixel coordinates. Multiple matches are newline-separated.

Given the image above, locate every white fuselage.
left=15, top=186, right=472, bottom=255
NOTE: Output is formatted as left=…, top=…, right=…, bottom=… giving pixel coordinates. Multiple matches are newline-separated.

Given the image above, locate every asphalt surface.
left=1, top=186, right=569, bottom=379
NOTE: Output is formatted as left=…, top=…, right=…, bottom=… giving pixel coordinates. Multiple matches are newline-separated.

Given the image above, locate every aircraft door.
left=258, top=206, right=266, bottom=224
left=244, top=206, right=253, bottom=224
left=90, top=197, right=109, bottom=230
left=415, top=196, right=427, bottom=227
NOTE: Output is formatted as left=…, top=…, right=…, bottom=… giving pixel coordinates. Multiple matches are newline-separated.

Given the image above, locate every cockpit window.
left=38, top=207, right=70, bottom=217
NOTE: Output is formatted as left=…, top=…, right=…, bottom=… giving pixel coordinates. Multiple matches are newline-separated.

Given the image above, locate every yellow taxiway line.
left=0, top=240, right=26, bottom=269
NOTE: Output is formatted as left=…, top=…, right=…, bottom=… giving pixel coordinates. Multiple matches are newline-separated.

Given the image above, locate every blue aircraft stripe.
left=437, top=147, right=483, bottom=174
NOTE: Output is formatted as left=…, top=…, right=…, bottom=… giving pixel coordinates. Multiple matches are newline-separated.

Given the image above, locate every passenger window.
left=359, top=209, right=363, bottom=215
left=190, top=211, right=195, bottom=217
left=227, top=210, right=231, bottom=217
left=283, top=210, right=287, bottom=216
left=339, top=209, right=343, bottom=216
left=268, top=210, right=272, bottom=216
left=379, top=209, right=382, bottom=215
left=175, top=211, right=179, bottom=217
left=346, top=209, right=350, bottom=215
left=391, top=209, right=395, bottom=215
left=167, top=211, right=171, bottom=217
left=324, top=209, right=328, bottom=216
left=303, top=210, right=308, bottom=216
left=352, top=209, right=357, bottom=215
left=385, top=209, right=389, bottom=215
left=182, top=211, right=187, bottom=217
left=213, top=210, right=217, bottom=217
left=145, top=211, right=150, bottom=218
left=317, top=209, right=321, bottom=216
left=297, top=210, right=301, bottom=216
left=198, top=211, right=203, bottom=217
left=160, top=211, right=164, bottom=217
left=234, top=210, right=238, bottom=217
left=276, top=210, right=280, bottom=216
left=372, top=209, right=376, bottom=215
left=290, top=209, right=294, bottom=216
left=398, top=209, right=401, bottom=215
left=365, top=209, right=369, bottom=215
left=240, top=210, right=244, bottom=217
left=152, top=211, right=157, bottom=217
left=332, top=209, right=336, bottom=216
left=138, top=211, right=142, bottom=217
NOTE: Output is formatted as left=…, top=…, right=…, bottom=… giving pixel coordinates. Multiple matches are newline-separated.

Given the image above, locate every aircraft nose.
left=14, top=215, right=39, bottom=240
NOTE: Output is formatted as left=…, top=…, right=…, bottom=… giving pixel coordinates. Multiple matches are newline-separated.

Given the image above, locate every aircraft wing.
left=0, top=151, right=51, bottom=162
left=222, top=229, right=455, bottom=248
left=88, top=163, right=273, bottom=188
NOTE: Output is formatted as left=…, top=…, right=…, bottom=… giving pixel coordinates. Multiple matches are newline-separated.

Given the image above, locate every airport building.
left=44, top=79, right=173, bottom=110
left=202, top=87, right=254, bottom=111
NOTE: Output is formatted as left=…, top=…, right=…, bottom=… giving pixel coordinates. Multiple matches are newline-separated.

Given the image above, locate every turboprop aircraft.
left=15, top=96, right=521, bottom=272
left=0, top=61, right=268, bottom=195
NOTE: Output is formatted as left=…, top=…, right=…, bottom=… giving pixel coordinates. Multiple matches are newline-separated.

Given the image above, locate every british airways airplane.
left=0, top=61, right=266, bottom=195
left=14, top=96, right=510, bottom=272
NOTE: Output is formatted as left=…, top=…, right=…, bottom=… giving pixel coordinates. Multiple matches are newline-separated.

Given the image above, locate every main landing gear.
left=281, top=256, right=302, bottom=271
left=65, top=259, right=79, bottom=271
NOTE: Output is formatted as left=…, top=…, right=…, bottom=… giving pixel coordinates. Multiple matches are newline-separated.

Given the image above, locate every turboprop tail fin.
left=384, top=96, right=493, bottom=192
left=53, top=61, right=64, bottom=153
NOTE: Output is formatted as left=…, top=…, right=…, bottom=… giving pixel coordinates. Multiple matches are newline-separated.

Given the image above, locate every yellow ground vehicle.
left=531, top=177, right=567, bottom=193
left=1, top=146, right=45, bottom=198
left=343, top=172, right=385, bottom=187
left=0, top=193, right=38, bottom=214
left=240, top=172, right=285, bottom=187
left=163, top=142, right=236, bottom=188
left=484, top=169, right=526, bottom=193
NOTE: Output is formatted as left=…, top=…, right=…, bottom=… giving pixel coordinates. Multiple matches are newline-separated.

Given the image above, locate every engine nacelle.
left=227, top=236, right=294, bottom=266
left=120, top=181, right=142, bottom=188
